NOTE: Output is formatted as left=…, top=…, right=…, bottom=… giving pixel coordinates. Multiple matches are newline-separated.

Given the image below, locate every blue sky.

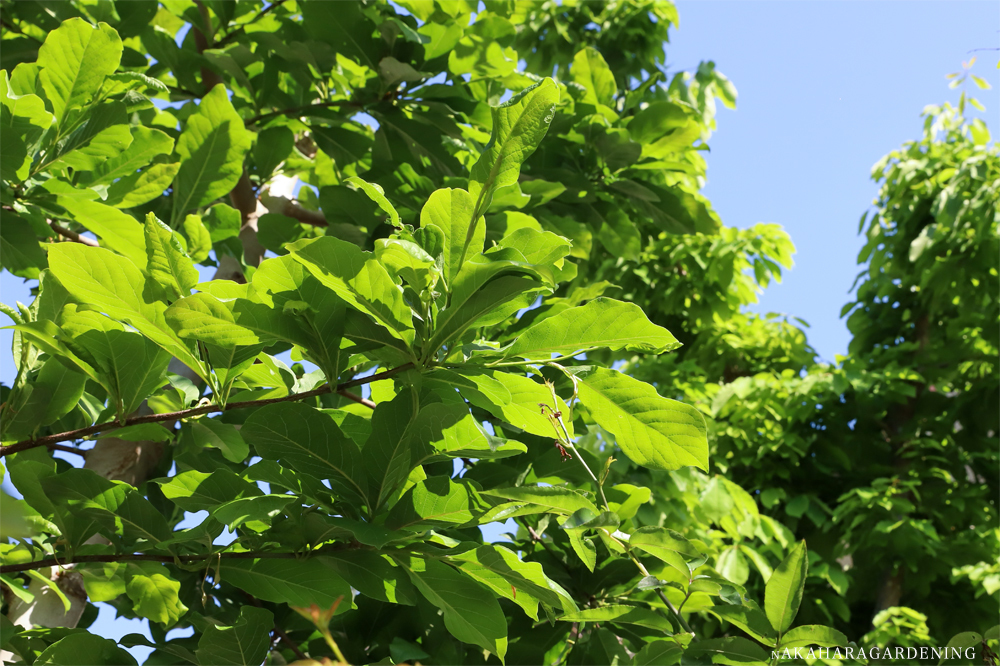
left=1, top=1, right=997, bottom=654
left=667, top=0, right=998, bottom=361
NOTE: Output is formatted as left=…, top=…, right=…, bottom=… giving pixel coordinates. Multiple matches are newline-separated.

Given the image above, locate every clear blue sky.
left=1, top=1, right=997, bottom=655
left=668, top=0, right=998, bottom=361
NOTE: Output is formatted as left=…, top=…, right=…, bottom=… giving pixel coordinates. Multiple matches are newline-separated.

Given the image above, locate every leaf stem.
left=0, top=363, right=413, bottom=457
left=628, top=552, right=696, bottom=637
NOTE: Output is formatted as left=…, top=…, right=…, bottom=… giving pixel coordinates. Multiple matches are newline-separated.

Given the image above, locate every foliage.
left=0, top=2, right=996, bottom=666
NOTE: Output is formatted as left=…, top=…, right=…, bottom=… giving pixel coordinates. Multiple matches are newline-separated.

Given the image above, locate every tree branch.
left=0, top=363, right=413, bottom=457
left=215, top=0, right=290, bottom=47
left=0, top=543, right=352, bottom=575
left=337, top=390, right=376, bottom=410
left=245, top=101, right=361, bottom=127
left=49, top=221, right=99, bottom=247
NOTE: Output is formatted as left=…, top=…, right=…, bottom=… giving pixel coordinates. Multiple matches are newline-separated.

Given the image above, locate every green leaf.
left=481, top=486, right=599, bottom=516
left=60, top=307, right=170, bottom=419
left=47, top=244, right=203, bottom=374
left=628, top=102, right=690, bottom=145
left=345, top=176, right=400, bottom=228
left=171, top=84, right=253, bottom=224
left=400, top=554, right=508, bottom=662
left=196, top=607, right=273, bottom=666
left=189, top=418, right=249, bottom=463
left=572, top=47, right=616, bottom=108
left=37, top=18, right=123, bottom=124
left=706, top=604, right=777, bottom=646
left=387, top=476, right=487, bottom=530
left=125, top=563, right=188, bottom=627
left=576, top=367, right=708, bottom=471
left=164, top=292, right=263, bottom=347
left=79, top=126, right=174, bottom=187
left=324, top=551, right=417, bottom=605
left=506, top=297, right=679, bottom=358
left=629, top=526, right=701, bottom=576
left=42, top=468, right=170, bottom=548
left=0, top=213, right=46, bottom=278
left=717, top=545, right=750, bottom=585
left=289, top=236, right=415, bottom=347
left=105, top=162, right=181, bottom=209
left=222, top=557, right=352, bottom=610
left=243, top=402, right=367, bottom=506
left=213, top=494, right=295, bottom=531
left=158, top=469, right=257, bottom=512
left=143, top=213, right=198, bottom=300
left=469, top=78, right=559, bottom=220
left=682, top=636, right=770, bottom=665
left=420, top=187, right=483, bottom=288
left=181, top=214, right=213, bottom=263
left=1, top=355, right=87, bottom=441
left=450, top=544, right=578, bottom=619
left=448, top=369, right=573, bottom=439
left=633, top=640, right=683, bottom=666
left=34, top=632, right=136, bottom=666
left=557, top=604, right=673, bottom=632
left=57, top=198, right=147, bottom=270
left=567, top=530, right=597, bottom=571
left=50, top=101, right=132, bottom=171
left=765, top=540, right=808, bottom=634
left=779, top=625, right=848, bottom=649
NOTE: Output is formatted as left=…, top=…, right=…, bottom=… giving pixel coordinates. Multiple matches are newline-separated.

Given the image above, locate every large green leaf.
left=481, top=486, right=599, bottom=516
left=400, top=554, right=508, bottom=662
left=386, top=476, right=487, bottom=531
left=449, top=544, right=578, bottom=619
left=363, top=393, right=422, bottom=511
left=34, top=633, right=136, bottom=666
left=57, top=198, right=147, bottom=270
left=1, top=355, right=87, bottom=442
left=60, top=306, right=170, bottom=419
left=171, top=84, right=252, bottom=223
left=42, top=468, right=170, bottom=548
left=143, top=213, right=198, bottom=301
left=80, top=126, right=174, bottom=187
left=765, top=540, right=808, bottom=635
left=682, top=636, right=770, bottom=665
left=420, top=187, right=483, bottom=288
left=576, top=367, right=708, bottom=471
left=196, top=607, right=273, bottom=666
left=557, top=604, right=673, bottom=632
left=124, top=563, right=188, bottom=627
left=37, top=18, right=122, bottom=124
left=242, top=402, right=368, bottom=507
left=47, top=244, right=203, bottom=374
left=469, top=78, right=559, bottom=220
left=572, top=47, right=616, bottom=108
left=289, top=236, right=415, bottom=347
left=222, top=557, right=352, bottom=610
left=779, top=624, right=849, bottom=649
left=324, top=551, right=417, bottom=605
left=158, top=469, right=258, bottom=513
left=707, top=604, right=777, bottom=646
left=506, top=297, right=680, bottom=358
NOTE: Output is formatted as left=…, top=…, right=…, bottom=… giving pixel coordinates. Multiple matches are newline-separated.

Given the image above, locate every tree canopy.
left=0, top=2, right=996, bottom=665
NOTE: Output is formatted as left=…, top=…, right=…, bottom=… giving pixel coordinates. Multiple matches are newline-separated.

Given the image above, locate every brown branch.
left=261, top=193, right=328, bottom=227
left=272, top=624, right=308, bottom=660
left=0, top=543, right=352, bottom=575
left=337, top=390, right=376, bottom=410
left=1, top=363, right=413, bottom=457
left=46, top=443, right=87, bottom=458
left=245, top=101, right=362, bottom=127
left=49, top=221, right=99, bottom=247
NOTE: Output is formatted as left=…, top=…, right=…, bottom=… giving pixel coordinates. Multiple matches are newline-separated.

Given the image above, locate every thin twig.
left=49, top=221, right=99, bottom=247
left=46, top=443, right=87, bottom=458
left=1, top=363, right=412, bottom=457
left=245, top=100, right=362, bottom=127
left=337, top=390, right=376, bottom=410
left=0, top=543, right=351, bottom=575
